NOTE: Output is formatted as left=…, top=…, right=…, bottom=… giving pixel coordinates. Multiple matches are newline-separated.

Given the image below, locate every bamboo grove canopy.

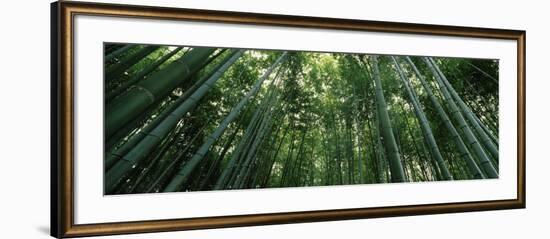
left=103, top=44, right=499, bottom=195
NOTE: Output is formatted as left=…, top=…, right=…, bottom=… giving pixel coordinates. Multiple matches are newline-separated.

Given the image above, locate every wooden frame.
left=51, top=1, right=526, bottom=237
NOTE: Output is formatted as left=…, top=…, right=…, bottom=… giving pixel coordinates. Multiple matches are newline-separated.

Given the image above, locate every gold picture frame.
left=51, top=1, right=526, bottom=237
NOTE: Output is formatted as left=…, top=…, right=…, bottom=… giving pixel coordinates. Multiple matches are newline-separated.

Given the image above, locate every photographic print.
left=52, top=2, right=524, bottom=237
left=104, top=44, right=499, bottom=195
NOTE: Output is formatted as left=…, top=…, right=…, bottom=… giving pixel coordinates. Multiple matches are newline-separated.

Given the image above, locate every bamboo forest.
left=103, top=43, right=499, bottom=195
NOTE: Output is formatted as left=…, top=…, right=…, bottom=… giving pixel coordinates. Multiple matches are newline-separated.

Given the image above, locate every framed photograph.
left=51, top=1, right=526, bottom=238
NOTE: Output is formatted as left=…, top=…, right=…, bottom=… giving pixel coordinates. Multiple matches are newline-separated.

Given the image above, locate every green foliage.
left=103, top=44, right=500, bottom=194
